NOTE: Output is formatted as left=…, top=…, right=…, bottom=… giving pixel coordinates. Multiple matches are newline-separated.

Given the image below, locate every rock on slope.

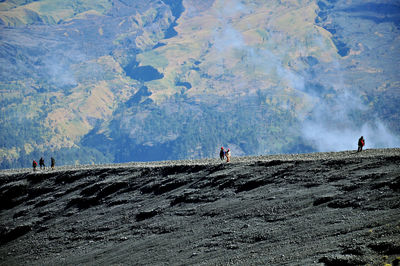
left=0, top=149, right=399, bottom=265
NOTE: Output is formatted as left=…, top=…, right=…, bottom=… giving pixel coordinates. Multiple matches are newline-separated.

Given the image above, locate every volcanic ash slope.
left=0, top=149, right=400, bottom=265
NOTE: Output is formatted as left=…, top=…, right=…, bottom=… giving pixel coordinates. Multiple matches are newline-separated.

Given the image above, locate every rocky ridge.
left=0, top=148, right=399, bottom=265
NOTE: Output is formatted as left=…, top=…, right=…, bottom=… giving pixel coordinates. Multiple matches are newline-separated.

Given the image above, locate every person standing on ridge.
left=39, top=157, right=45, bottom=170
left=225, top=148, right=231, bottom=163
left=32, top=160, right=37, bottom=172
left=51, top=157, right=55, bottom=170
left=358, top=136, right=365, bottom=152
left=220, top=147, right=225, bottom=161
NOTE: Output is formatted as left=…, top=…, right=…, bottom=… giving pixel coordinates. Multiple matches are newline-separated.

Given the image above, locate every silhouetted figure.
left=226, top=148, right=231, bottom=163
left=51, top=157, right=55, bottom=170
left=32, top=160, right=37, bottom=172
left=39, top=157, right=45, bottom=170
left=220, top=147, right=225, bottom=160
left=358, top=136, right=365, bottom=152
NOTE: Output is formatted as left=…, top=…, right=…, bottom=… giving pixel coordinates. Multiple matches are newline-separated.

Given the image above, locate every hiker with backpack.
left=39, top=157, right=45, bottom=170
left=32, top=160, right=37, bottom=172
left=220, top=147, right=225, bottom=161
left=357, top=136, right=365, bottom=152
left=51, top=157, right=55, bottom=170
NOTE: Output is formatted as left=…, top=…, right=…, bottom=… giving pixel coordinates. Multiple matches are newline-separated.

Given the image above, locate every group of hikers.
left=33, top=157, right=55, bottom=172
left=30, top=137, right=366, bottom=171
left=219, top=147, right=231, bottom=162
left=218, top=136, right=366, bottom=162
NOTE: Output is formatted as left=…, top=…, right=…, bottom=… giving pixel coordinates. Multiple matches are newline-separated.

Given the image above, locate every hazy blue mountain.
left=0, top=0, right=399, bottom=168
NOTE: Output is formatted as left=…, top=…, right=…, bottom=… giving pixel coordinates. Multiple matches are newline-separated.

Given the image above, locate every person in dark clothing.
left=51, top=157, right=55, bottom=170
left=220, top=147, right=225, bottom=160
left=32, top=160, right=37, bottom=172
left=357, top=136, right=365, bottom=152
left=39, top=157, right=45, bottom=170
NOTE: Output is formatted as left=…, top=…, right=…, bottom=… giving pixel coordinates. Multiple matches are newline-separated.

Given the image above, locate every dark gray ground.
left=1, top=149, right=400, bottom=265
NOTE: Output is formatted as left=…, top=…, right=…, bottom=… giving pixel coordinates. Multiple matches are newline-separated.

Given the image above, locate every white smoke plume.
left=303, top=120, right=400, bottom=151
left=296, top=45, right=400, bottom=151
left=211, top=7, right=400, bottom=152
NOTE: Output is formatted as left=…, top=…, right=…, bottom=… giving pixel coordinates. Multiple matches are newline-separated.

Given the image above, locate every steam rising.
left=210, top=0, right=400, bottom=152
left=45, top=56, right=77, bottom=87
left=297, top=41, right=400, bottom=151
left=303, top=120, right=400, bottom=151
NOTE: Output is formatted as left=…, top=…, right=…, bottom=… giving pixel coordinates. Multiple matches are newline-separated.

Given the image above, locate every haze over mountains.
left=1, top=0, right=400, bottom=168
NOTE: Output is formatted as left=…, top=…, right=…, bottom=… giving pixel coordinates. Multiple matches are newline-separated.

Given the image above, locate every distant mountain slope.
left=0, top=0, right=399, bottom=169
left=1, top=149, right=399, bottom=265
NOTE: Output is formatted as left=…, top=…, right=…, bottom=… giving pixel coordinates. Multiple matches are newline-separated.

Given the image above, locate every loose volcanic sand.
left=1, top=148, right=399, bottom=265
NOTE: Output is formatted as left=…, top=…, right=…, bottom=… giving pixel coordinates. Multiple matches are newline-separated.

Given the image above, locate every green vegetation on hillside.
left=81, top=91, right=312, bottom=163
left=0, top=0, right=399, bottom=169
left=0, top=0, right=111, bottom=26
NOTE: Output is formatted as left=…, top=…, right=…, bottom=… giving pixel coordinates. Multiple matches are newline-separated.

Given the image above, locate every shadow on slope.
left=0, top=150, right=399, bottom=265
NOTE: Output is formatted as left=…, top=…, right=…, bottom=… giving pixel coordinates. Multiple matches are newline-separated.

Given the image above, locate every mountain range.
left=1, top=0, right=400, bottom=168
